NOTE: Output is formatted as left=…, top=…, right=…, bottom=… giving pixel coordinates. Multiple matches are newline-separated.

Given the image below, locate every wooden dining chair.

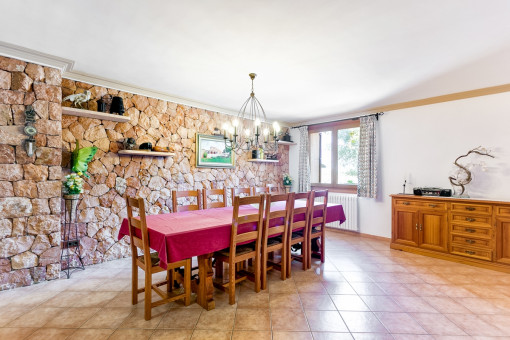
left=261, top=192, right=292, bottom=289
left=172, top=189, right=202, bottom=212
left=213, top=194, right=265, bottom=304
left=267, top=184, right=280, bottom=194
left=231, top=187, right=252, bottom=206
left=126, top=196, right=191, bottom=320
left=202, top=188, right=227, bottom=209
left=253, top=186, right=269, bottom=195
left=287, top=191, right=313, bottom=277
left=307, top=190, right=328, bottom=269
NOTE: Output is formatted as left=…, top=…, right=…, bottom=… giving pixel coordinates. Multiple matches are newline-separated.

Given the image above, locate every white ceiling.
left=1, top=0, right=510, bottom=123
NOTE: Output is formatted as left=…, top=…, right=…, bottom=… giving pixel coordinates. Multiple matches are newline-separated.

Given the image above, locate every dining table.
left=118, top=200, right=346, bottom=310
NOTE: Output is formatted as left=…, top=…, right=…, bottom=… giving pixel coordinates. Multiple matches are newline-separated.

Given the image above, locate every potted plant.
left=63, top=172, right=84, bottom=221
left=283, top=173, right=293, bottom=193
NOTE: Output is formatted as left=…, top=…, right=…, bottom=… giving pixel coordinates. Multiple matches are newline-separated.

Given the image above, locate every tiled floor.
left=2, top=231, right=510, bottom=339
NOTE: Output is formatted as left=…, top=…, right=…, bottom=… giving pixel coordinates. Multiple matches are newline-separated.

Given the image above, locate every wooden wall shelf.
left=277, top=140, right=296, bottom=145
left=62, top=107, right=130, bottom=123
left=247, top=159, right=279, bottom=163
left=118, top=150, right=175, bottom=157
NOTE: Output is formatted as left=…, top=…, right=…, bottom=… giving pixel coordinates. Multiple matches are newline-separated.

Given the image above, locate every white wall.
left=289, top=129, right=301, bottom=192
left=290, top=91, right=510, bottom=238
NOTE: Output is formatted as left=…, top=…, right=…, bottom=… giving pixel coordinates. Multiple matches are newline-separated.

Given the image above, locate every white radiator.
left=317, top=193, right=358, bottom=231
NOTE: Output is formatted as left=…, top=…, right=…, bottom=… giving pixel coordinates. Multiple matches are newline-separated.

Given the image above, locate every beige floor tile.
left=150, top=329, right=193, bottom=340
left=445, top=313, right=506, bottom=336
left=268, top=279, right=298, bottom=293
left=108, top=328, right=154, bottom=340
left=25, top=328, right=76, bottom=340
left=349, top=282, right=386, bottom=295
left=360, top=295, right=402, bottom=312
left=190, top=330, right=232, bottom=340
left=478, top=314, right=510, bottom=335
left=8, top=306, right=66, bottom=327
left=311, top=332, right=354, bottom=339
left=0, top=328, right=36, bottom=340
left=271, top=308, right=309, bottom=331
left=455, top=297, right=504, bottom=314
left=236, top=291, right=269, bottom=309
left=234, top=308, right=270, bottom=330
left=44, top=307, right=100, bottom=328
left=231, top=330, right=272, bottom=340
left=391, top=296, right=438, bottom=313
left=420, top=296, right=472, bottom=314
left=305, top=310, right=349, bottom=332
left=319, top=272, right=346, bottom=282
left=81, top=307, right=132, bottom=328
left=273, top=331, right=314, bottom=340
left=340, top=311, right=388, bottom=333
left=157, top=308, right=202, bottom=329
left=351, top=333, right=394, bottom=340
left=119, top=305, right=168, bottom=329
left=330, top=295, right=370, bottom=311
left=410, top=312, right=467, bottom=336
left=0, top=306, right=32, bottom=327
left=195, top=308, right=236, bottom=330
left=299, top=293, right=336, bottom=310
left=391, top=335, right=434, bottom=340
left=374, top=312, right=426, bottom=334
left=67, top=328, right=115, bottom=340
left=323, top=282, right=356, bottom=295
left=269, top=293, right=302, bottom=309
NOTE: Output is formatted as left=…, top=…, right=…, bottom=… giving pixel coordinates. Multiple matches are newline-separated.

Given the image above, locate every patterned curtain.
left=358, top=115, right=377, bottom=198
left=298, top=126, right=311, bottom=192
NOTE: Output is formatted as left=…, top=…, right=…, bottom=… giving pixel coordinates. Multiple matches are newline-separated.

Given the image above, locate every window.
left=309, top=120, right=360, bottom=193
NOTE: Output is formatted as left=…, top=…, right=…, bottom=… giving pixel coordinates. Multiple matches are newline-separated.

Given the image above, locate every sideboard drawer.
left=451, top=235, right=492, bottom=249
left=451, top=203, right=492, bottom=215
left=451, top=224, right=492, bottom=239
left=394, top=199, right=446, bottom=210
left=451, top=213, right=492, bottom=227
left=451, top=245, right=492, bottom=261
left=495, top=206, right=510, bottom=217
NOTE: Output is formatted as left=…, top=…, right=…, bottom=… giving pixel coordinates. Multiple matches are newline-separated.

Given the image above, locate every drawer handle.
left=465, top=250, right=476, bottom=255
left=429, top=204, right=438, bottom=208
left=465, top=217, right=475, bottom=222
left=402, top=202, right=410, bottom=206
left=465, top=228, right=476, bottom=233
left=465, top=239, right=475, bottom=244
left=465, top=207, right=476, bottom=211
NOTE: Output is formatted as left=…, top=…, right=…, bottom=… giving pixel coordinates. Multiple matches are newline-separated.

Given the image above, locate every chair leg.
left=287, top=242, right=292, bottom=278
left=254, top=254, right=261, bottom=293
left=132, top=256, right=138, bottom=305
left=228, top=261, right=236, bottom=305
left=320, top=233, right=325, bottom=263
left=167, top=269, right=174, bottom=293
left=261, top=251, right=268, bottom=290
left=184, top=259, right=191, bottom=306
left=280, top=245, right=286, bottom=281
left=144, top=270, right=152, bottom=321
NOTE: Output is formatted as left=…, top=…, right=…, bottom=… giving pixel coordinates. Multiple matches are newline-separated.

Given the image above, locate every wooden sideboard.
left=391, top=194, right=510, bottom=273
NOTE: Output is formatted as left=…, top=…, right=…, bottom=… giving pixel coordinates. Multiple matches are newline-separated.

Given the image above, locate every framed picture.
left=195, top=133, right=235, bottom=168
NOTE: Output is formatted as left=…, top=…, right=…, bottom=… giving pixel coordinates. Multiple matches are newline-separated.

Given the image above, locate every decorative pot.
left=64, top=194, right=80, bottom=222
left=284, top=185, right=292, bottom=194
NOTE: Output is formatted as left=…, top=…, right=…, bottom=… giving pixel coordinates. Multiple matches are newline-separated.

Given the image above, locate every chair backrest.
left=203, top=188, right=227, bottom=209
left=253, top=186, right=269, bottom=195
left=289, top=191, right=313, bottom=233
left=231, top=187, right=252, bottom=199
left=267, top=184, right=280, bottom=194
left=230, top=195, right=265, bottom=254
left=309, top=190, right=328, bottom=229
left=126, top=196, right=151, bottom=266
left=263, top=193, right=293, bottom=243
left=172, top=189, right=202, bottom=212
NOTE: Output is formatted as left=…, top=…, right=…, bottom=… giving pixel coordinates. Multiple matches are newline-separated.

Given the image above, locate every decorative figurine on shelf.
left=23, top=105, right=37, bottom=157
left=123, top=138, right=136, bottom=150
left=96, top=98, right=106, bottom=112
left=63, top=90, right=91, bottom=108
left=449, top=146, right=494, bottom=197
left=110, top=96, right=125, bottom=115
left=139, top=142, right=152, bottom=150
left=283, top=173, right=293, bottom=193
left=71, top=140, right=98, bottom=178
left=282, top=129, right=292, bottom=142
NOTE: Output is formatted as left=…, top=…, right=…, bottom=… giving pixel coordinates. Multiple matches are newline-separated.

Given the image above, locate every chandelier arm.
left=253, top=96, right=268, bottom=122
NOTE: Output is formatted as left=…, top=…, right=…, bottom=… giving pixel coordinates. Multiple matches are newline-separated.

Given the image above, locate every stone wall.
left=61, top=80, right=289, bottom=266
left=0, top=56, right=62, bottom=290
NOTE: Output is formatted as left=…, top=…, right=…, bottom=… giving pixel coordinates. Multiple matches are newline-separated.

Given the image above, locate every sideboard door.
left=496, top=217, right=510, bottom=265
left=419, top=211, right=448, bottom=252
left=393, top=208, right=419, bottom=247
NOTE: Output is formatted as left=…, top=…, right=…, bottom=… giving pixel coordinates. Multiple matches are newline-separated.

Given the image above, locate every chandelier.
left=223, top=73, right=281, bottom=154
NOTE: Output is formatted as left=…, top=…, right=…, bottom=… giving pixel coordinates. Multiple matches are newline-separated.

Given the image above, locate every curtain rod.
left=291, top=112, right=384, bottom=129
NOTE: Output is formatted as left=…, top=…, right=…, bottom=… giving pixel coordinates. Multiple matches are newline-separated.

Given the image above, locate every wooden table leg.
left=197, top=253, right=215, bottom=310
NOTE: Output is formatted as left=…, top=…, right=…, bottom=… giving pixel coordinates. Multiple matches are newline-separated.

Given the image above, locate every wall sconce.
left=24, top=105, right=37, bottom=157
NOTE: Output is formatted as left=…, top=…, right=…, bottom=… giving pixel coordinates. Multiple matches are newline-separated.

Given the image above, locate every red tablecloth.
left=118, top=201, right=345, bottom=269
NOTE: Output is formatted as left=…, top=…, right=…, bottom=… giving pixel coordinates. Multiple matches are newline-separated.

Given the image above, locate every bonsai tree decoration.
left=449, top=146, right=494, bottom=197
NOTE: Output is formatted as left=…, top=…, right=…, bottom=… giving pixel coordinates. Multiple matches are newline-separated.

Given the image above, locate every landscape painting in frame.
left=196, top=133, right=235, bottom=168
